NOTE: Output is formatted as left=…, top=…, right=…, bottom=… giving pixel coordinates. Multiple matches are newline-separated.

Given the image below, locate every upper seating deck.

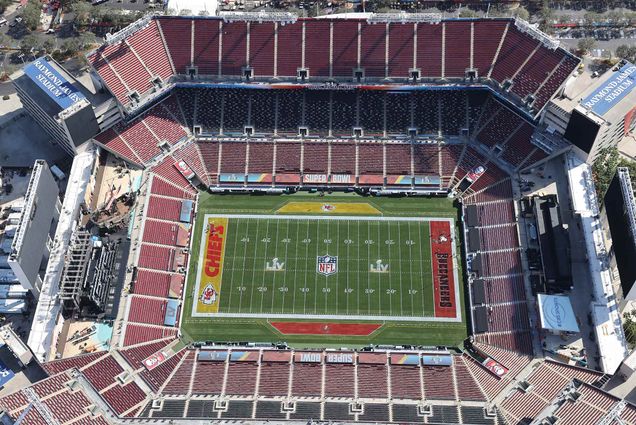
left=88, top=16, right=578, bottom=117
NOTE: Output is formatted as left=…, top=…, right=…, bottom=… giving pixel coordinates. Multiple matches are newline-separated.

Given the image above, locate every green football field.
left=181, top=193, right=468, bottom=347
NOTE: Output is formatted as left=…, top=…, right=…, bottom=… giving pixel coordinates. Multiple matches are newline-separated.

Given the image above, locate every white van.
left=0, top=17, right=7, bottom=27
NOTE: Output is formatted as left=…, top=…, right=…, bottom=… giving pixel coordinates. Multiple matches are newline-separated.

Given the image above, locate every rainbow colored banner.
left=390, top=353, right=420, bottom=365
left=230, top=351, right=260, bottom=362
left=386, top=175, right=412, bottom=185
left=246, top=173, right=272, bottom=183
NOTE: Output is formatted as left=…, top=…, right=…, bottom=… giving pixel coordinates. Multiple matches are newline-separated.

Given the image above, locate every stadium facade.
left=2, top=12, right=633, bottom=425
left=7, top=160, right=60, bottom=298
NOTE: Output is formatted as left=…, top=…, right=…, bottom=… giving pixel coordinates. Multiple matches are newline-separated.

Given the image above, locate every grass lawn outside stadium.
left=180, top=192, right=468, bottom=348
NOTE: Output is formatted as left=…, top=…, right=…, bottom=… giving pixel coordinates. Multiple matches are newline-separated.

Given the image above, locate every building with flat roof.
left=7, top=160, right=60, bottom=298
left=602, top=167, right=636, bottom=310
left=11, top=57, right=101, bottom=156
left=543, top=60, right=636, bottom=163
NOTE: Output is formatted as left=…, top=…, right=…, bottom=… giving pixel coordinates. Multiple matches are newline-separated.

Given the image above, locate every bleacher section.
left=13, top=346, right=622, bottom=423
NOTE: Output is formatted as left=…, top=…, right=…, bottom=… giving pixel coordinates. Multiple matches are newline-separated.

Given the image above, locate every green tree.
left=19, top=34, right=41, bottom=56
left=61, top=38, right=80, bottom=56
left=624, top=310, right=636, bottom=350
left=70, top=1, right=93, bottom=26
left=592, top=146, right=620, bottom=199
left=538, top=0, right=554, bottom=32
left=22, top=0, right=42, bottom=31
left=459, top=8, right=477, bottom=18
left=514, top=6, right=530, bottom=21
left=42, top=38, right=56, bottom=54
left=577, top=38, right=596, bottom=55
left=615, top=44, right=636, bottom=62
left=0, top=0, right=11, bottom=14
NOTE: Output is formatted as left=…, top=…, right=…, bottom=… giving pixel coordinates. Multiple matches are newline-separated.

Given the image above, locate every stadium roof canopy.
left=537, top=293, right=579, bottom=332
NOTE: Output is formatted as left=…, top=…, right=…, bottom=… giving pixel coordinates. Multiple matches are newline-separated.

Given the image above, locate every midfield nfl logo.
left=316, top=255, right=338, bottom=276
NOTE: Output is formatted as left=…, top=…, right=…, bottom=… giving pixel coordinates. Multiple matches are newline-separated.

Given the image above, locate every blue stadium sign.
left=421, top=354, right=452, bottom=367
left=0, top=360, right=14, bottom=387
left=24, top=58, right=86, bottom=110
left=581, top=61, right=636, bottom=117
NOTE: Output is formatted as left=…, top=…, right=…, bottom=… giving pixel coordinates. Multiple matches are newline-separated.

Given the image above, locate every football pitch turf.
left=181, top=193, right=468, bottom=347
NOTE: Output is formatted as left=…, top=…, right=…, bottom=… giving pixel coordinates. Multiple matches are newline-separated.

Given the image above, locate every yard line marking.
left=407, top=221, right=415, bottom=317
left=356, top=220, right=360, bottom=315
left=277, top=218, right=291, bottom=313
left=427, top=221, right=434, bottom=316
left=335, top=219, right=340, bottom=314
left=418, top=221, right=426, bottom=317
left=397, top=221, right=403, bottom=316
left=248, top=218, right=261, bottom=313
left=258, top=219, right=271, bottom=313
left=226, top=218, right=240, bottom=310
left=377, top=220, right=381, bottom=315
left=291, top=220, right=301, bottom=314
left=346, top=220, right=350, bottom=315
left=269, top=217, right=283, bottom=313
left=237, top=218, right=251, bottom=313
left=314, top=219, right=320, bottom=314
left=366, top=220, right=371, bottom=314
left=387, top=220, right=392, bottom=316
left=302, top=221, right=310, bottom=314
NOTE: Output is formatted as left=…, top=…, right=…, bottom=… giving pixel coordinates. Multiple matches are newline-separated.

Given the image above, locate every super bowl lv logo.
left=317, top=255, right=338, bottom=276
left=370, top=259, right=389, bottom=273
left=265, top=257, right=285, bottom=271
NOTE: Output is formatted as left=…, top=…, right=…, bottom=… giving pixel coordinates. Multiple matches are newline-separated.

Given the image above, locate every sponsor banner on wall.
left=219, top=173, right=245, bottom=184
left=246, top=173, right=273, bottom=183
left=390, top=353, right=420, bottom=365
left=386, top=175, right=412, bottom=185
left=413, top=175, right=441, bottom=186
left=198, top=351, right=229, bottom=362
left=358, top=175, right=384, bottom=185
left=303, top=174, right=328, bottom=184
left=330, top=174, right=354, bottom=184
left=143, top=351, right=169, bottom=370
left=230, top=351, right=260, bottom=362
left=295, top=351, right=323, bottom=363
left=465, top=166, right=486, bottom=184
left=482, top=357, right=509, bottom=377
left=164, top=299, right=180, bottom=326
left=275, top=173, right=301, bottom=184
left=180, top=200, right=194, bottom=223
left=421, top=354, right=452, bottom=367
left=325, top=352, right=355, bottom=364
left=174, top=160, right=196, bottom=180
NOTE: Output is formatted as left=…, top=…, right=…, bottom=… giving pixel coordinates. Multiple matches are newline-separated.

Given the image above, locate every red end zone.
left=430, top=221, right=457, bottom=318
left=270, top=322, right=382, bottom=336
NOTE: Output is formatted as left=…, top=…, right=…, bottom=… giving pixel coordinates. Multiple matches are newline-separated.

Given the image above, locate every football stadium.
left=1, top=11, right=636, bottom=425
left=181, top=194, right=466, bottom=346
